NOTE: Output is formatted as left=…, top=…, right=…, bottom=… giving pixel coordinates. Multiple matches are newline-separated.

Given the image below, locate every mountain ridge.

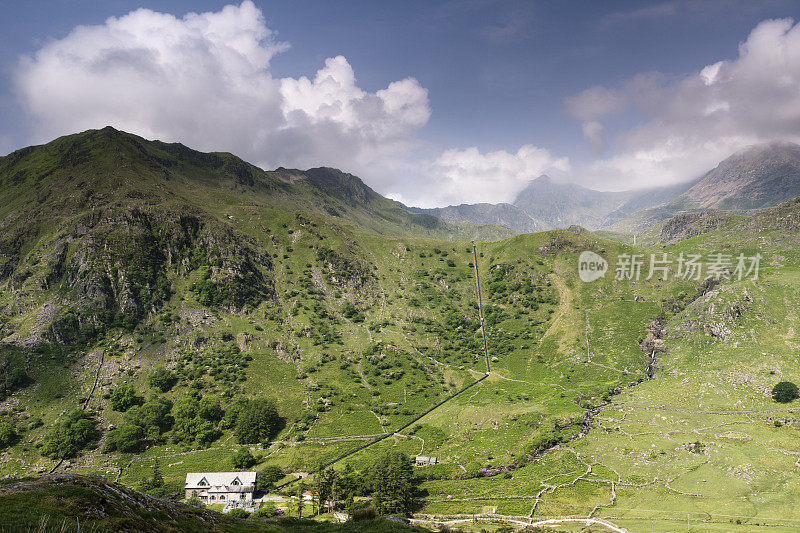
left=411, top=141, right=800, bottom=234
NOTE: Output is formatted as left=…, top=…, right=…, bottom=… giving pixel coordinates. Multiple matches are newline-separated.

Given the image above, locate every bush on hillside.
left=109, top=384, right=141, bottom=412
left=0, top=421, right=18, bottom=448
left=148, top=366, right=177, bottom=392
left=186, top=498, right=205, bottom=508
left=107, top=423, right=145, bottom=453
left=772, top=381, right=799, bottom=403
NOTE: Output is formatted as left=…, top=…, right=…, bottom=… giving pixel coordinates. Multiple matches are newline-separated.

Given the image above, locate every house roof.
left=185, top=472, right=256, bottom=488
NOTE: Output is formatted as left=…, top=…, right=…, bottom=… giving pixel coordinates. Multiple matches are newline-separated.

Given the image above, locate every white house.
left=415, top=456, right=438, bottom=466
left=184, top=472, right=256, bottom=503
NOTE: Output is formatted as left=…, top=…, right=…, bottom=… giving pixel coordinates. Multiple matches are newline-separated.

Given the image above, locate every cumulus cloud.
left=14, top=1, right=429, bottom=185
left=568, top=17, right=800, bottom=189
left=413, top=145, right=570, bottom=207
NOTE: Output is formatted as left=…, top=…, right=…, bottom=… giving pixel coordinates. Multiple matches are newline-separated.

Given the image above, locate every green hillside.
left=2, top=129, right=800, bottom=532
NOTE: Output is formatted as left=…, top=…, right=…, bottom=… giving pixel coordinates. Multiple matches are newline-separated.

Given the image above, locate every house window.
left=220, top=495, right=226, bottom=500
left=198, top=478, right=209, bottom=486
left=231, top=477, right=241, bottom=485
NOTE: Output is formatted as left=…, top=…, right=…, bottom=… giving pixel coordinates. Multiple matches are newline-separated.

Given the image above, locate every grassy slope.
left=3, top=130, right=800, bottom=532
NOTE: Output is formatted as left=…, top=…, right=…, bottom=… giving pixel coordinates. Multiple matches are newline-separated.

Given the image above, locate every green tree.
left=234, top=397, right=282, bottom=444
left=256, top=465, right=284, bottom=489
left=40, top=410, right=98, bottom=459
left=369, top=451, right=416, bottom=516
left=186, top=498, right=204, bottom=508
left=197, top=396, right=224, bottom=422
left=148, top=366, right=176, bottom=393
left=232, top=447, right=257, bottom=469
left=295, top=484, right=305, bottom=517
left=772, top=381, right=800, bottom=403
left=108, top=384, right=140, bottom=412
left=314, top=462, right=337, bottom=515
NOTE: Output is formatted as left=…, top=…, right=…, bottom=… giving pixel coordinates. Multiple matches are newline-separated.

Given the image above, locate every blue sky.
left=3, top=1, right=800, bottom=206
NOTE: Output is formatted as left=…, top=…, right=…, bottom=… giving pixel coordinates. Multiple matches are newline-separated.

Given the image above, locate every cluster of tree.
left=232, top=447, right=259, bottom=469
left=109, top=384, right=141, bottom=412
left=106, top=395, right=173, bottom=452
left=189, top=260, right=269, bottom=311
left=171, top=391, right=224, bottom=446
left=103, top=382, right=283, bottom=453
left=174, top=342, right=251, bottom=393
left=40, top=410, right=99, bottom=459
left=291, top=451, right=418, bottom=519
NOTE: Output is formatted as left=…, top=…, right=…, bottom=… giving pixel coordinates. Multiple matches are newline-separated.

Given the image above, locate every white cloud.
left=14, top=1, right=429, bottom=187
left=568, top=18, right=800, bottom=189
left=410, top=145, right=570, bottom=207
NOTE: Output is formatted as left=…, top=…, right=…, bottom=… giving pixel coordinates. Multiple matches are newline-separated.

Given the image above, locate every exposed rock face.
left=659, top=211, right=734, bottom=243
left=670, top=289, right=753, bottom=342
left=685, top=142, right=800, bottom=210
left=3, top=205, right=274, bottom=346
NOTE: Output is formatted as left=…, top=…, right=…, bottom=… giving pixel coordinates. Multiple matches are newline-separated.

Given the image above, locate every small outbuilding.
left=415, top=456, right=438, bottom=466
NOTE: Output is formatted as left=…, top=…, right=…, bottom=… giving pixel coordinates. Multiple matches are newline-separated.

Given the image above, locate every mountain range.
left=410, top=141, right=800, bottom=234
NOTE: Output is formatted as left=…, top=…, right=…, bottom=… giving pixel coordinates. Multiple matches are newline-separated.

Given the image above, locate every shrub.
left=772, top=381, right=799, bottom=403
left=227, top=508, right=250, bottom=518
left=351, top=505, right=377, bottom=521
left=148, top=366, right=177, bottom=392
left=253, top=502, right=278, bottom=518
left=186, top=498, right=204, bottom=508
left=109, top=384, right=141, bottom=412
left=232, top=447, right=257, bottom=469
left=0, top=421, right=18, bottom=448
